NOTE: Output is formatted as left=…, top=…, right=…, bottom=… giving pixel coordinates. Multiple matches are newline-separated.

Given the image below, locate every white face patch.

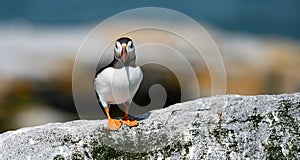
left=115, top=41, right=122, bottom=53
left=126, top=41, right=134, bottom=52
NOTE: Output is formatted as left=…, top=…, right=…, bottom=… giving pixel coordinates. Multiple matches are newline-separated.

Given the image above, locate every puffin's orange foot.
left=121, top=118, right=138, bottom=127
left=108, top=119, right=122, bottom=130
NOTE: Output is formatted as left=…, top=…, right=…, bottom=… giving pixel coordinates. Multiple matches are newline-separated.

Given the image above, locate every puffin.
left=94, top=37, right=143, bottom=130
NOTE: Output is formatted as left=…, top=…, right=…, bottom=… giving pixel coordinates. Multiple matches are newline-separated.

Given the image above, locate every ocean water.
left=1, top=0, right=300, bottom=39
left=1, top=0, right=300, bottom=78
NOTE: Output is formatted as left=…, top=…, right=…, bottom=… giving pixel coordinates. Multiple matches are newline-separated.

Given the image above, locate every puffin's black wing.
left=95, top=58, right=118, bottom=78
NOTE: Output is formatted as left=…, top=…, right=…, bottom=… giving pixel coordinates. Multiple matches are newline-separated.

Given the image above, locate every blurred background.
left=1, top=0, right=300, bottom=133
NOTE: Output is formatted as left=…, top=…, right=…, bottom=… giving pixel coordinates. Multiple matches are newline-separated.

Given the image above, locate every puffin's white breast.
left=94, top=66, right=143, bottom=105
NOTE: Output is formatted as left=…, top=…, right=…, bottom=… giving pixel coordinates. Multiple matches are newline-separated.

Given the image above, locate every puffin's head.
left=114, top=37, right=135, bottom=64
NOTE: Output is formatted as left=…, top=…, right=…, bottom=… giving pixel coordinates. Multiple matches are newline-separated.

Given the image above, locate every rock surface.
left=0, top=93, right=299, bottom=160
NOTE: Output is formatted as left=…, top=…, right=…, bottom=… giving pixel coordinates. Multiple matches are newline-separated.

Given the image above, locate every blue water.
left=1, top=0, right=300, bottom=39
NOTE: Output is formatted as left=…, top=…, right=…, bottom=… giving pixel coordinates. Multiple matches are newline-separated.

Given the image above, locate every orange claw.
left=121, top=118, right=138, bottom=127
left=108, top=118, right=122, bottom=130
left=121, top=105, right=138, bottom=127
left=105, top=108, right=122, bottom=130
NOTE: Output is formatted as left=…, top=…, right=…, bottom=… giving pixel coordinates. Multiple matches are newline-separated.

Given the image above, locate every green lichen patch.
left=95, top=126, right=171, bottom=153
left=53, top=155, right=65, bottom=160
left=227, top=107, right=264, bottom=130
left=89, top=138, right=192, bottom=159
left=212, top=128, right=237, bottom=147
left=265, top=99, right=300, bottom=159
left=52, top=125, right=193, bottom=159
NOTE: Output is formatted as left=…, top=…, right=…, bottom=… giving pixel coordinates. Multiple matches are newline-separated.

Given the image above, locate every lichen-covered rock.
left=0, top=93, right=299, bottom=159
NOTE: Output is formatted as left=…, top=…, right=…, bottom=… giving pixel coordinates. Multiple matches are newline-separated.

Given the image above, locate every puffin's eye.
left=129, top=44, right=134, bottom=49
left=115, top=43, right=118, bottom=49
left=128, top=43, right=133, bottom=49
left=127, top=41, right=133, bottom=49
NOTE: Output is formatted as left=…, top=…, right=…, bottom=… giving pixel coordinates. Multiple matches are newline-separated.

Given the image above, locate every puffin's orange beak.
left=121, top=44, right=127, bottom=63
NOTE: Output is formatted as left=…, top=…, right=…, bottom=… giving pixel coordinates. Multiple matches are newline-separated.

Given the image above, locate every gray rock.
left=0, top=93, right=299, bottom=160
